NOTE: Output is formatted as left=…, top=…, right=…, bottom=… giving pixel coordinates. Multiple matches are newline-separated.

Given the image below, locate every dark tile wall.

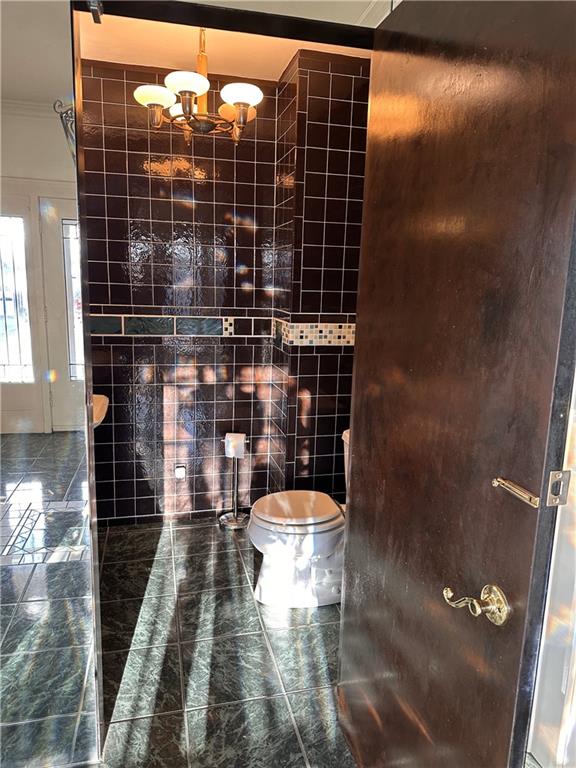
left=81, top=61, right=277, bottom=316
left=293, top=51, right=369, bottom=317
left=81, top=61, right=279, bottom=521
left=272, top=51, right=369, bottom=502
left=90, top=336, right=274, bottom=519
left=80, top=51, right=368, bottom=521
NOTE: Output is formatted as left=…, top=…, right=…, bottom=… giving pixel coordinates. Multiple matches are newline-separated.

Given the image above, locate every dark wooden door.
left=338, top=3, right=576, bottom=767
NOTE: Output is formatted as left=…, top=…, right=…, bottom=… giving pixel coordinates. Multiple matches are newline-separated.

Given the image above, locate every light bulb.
left=164, top=71, right=210, bottom=96
left=218, top=103, right=256, bottom=123
left=220, top=82, right=264, bottom=107
left=133, top=84, right=176, bottom=109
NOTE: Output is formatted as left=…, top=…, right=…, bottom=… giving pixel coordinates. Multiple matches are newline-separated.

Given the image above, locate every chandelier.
left=133, top=28, right=263, bottom=144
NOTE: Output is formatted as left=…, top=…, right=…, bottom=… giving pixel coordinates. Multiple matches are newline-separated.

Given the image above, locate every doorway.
left=1, top=183, right=83, bottom=433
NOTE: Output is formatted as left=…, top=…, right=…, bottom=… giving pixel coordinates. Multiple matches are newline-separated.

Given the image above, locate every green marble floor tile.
left=103, top=712, right=188, bottom=768
left=99, top=556, right=175, bottom=601
left=0, top=603, right=16, bottom=642
left=174, top=549, right=248, bottom=594
left=172, top=524, right=248, bottom=558
left=178, top=586, right=261, bottom=642
left=267, top=623, right=340, bottom=692
left=182, top=632, right=282, bottom=708
left=258, top=603, right=341, bottom=630
left=187, top=697, right=306, bottom=768
left=22, top=561, right=91, bottom=601
left=72, top=713, right=99, bottom=765
left=0, top=646, right=88, bottom=722
left=0, top=564, right=33, bottom=604
left=100, top=594, right=178, bottom=653
left=103, top=526, right=173, bottom=564
left=102, top=644, right=182, bottom=722
left=0, top=714, right=77, bottom=767
left=1, top=597, right=92, bottom=654
left=289, top=687, right=356, bottom=768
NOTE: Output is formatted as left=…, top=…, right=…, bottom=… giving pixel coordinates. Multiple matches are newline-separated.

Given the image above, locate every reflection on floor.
left=1, top=432, right=89, bottom=564
left=0, top=431, right=97, bottom=767
left=99, top=521, right=355, bottom=768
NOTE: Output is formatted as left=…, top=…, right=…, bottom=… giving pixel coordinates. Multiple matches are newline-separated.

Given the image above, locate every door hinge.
left=547, top=470, right=571, bottom=506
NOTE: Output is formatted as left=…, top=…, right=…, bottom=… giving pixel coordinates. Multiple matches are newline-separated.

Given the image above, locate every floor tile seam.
left=178, top=628, right=265, bottom=648
left=234, top=537, right=312, bottom=768
left=6, top=595, right=92, bottom=606
left=1, top=640, right=92, bottom=657
left=106, top=704, right=185, bottom=726
left=0, top=562, right=37, bottom=640
left=0, top=604, right=17, bottom=646
left=19, top=593, right=93, bottom=604
left=174, top=582, right=254, bottom=599
left=100, top=551, right=174, bottom=566
left=0, top=707, right=83, bottom=727
left=170, top=522, right=219, bottom=532
left=97, top=524, right=110, bottom=569
left=184, top=690, right=290, bottom=714
left=265, top=619, right=342, bottom=634
left=177, top=579, right=246, bottom=597
left=1, top=506, right=33, bottom=554
left=102, top=536, right=201, bottom=561
left=0, top=641, right=91, bottom=660
left=0, top=711, right=85, bottom=727
left=168, top=521, right=193, bottom=763
left=70, top=642, right=97, bottom=768
left=172, top=544, right=244, bottom=557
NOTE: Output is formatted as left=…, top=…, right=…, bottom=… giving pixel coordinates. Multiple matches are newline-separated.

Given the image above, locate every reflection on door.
left=0, top=195, right=83, bottom=432
left=62, top=219, right=84, bottom=382
left=528, top=375, right=576, bottom=768
left=0, top=216, right=33, bottom=384
left=41, top=197, right=84, bottom=431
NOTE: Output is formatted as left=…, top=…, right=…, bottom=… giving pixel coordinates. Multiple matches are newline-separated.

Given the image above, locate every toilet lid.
left=252, top=490, right=341, bottom=526
left=249, top=512, right=345, bottom=536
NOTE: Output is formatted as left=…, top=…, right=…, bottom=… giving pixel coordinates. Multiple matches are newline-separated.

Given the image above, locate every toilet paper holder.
left=219, top=433, right=250, bottom=530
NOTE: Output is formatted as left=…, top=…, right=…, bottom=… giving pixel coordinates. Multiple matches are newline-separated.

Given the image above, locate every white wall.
left=1, top=101, right=75, bottom=183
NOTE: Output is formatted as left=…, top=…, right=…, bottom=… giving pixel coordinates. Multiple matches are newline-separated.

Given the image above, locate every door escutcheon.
left=443, top=584, right=511, bottom=626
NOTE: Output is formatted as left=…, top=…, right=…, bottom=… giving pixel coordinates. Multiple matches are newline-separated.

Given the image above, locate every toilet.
left=248, top=429, right=351, bottom=608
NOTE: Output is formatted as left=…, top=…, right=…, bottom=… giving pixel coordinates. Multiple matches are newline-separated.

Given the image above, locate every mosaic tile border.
left=90, top=314, right=274, bottom=338
left=275, top=319, right=355, bottom=347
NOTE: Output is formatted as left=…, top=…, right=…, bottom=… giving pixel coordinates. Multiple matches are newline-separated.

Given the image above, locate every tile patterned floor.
left=0, top=432, right=90, bottom=565
left=98, top=521, right=356, bottom=768
left=0, top=432, right=98, bottom=767
left=0, top=558, right=98, bottom=767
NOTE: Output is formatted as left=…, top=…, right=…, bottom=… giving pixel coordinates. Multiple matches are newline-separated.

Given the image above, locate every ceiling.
left=79, top=14, right=371, bottom=82
left=187, top=0, right=392, bottom=27
left=1, top=0, right=382, bottom=107
left=1, top=1, right=75, bottom=105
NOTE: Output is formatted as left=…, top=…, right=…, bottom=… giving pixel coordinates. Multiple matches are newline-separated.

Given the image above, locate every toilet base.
left=254, top=547, right=343, bottom=608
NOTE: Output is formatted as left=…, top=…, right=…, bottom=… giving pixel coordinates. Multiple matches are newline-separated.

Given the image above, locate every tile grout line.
left=69, top=641, right=97, bottom=764
left=168, top=520, right=194, bottom=768
left=0, top=561, right=37, bottom=648
left=234, top=540, right=313, bottom=768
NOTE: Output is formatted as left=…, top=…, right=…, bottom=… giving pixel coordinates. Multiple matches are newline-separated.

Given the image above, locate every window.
left=0, top=216, right=33, bottom=383
left=62, top=219, right=84, bottom=381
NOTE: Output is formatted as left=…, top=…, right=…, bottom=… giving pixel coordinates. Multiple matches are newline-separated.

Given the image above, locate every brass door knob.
left=443, top=584, right=511, bottom=626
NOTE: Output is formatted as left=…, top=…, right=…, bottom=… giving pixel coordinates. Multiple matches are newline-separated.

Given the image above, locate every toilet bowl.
left=248, top=430, right=350, bottom=608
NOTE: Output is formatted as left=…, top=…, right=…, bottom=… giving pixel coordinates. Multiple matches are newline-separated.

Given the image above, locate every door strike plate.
left=547, top=470, right=571, bottom=507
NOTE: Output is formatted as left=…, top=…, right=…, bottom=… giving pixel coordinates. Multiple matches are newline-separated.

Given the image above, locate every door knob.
left=443, top=584, right=511, bottom=626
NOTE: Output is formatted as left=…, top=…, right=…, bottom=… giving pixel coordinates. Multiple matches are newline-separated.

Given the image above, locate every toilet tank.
left=342, top=429, right=350, bottom=491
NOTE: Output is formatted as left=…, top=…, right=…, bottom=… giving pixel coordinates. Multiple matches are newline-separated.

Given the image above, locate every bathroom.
left=1, top=1, right=575, bottom=767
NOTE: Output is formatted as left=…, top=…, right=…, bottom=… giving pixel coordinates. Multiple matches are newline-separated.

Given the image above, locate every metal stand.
left=219, top=456, right=250, bottom=530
